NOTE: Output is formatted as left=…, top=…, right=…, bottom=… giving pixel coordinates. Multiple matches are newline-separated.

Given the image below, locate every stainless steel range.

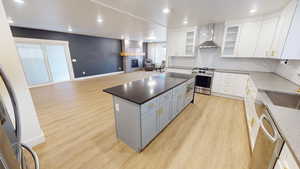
left=192, top=67, right=215, bottom=95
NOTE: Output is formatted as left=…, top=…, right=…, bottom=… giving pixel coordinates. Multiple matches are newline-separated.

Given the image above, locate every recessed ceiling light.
left=249, top=9, right=257, bottom=13
left=147, top=36, right=156, bottom=40
left=162, top=8, right=170, bottom=14
left=68, top=26, right=73, bottom=32
left=14, top=0, right=25, bottom=4
left=183, top=20, right=188, bottom=25
left=7, top=17, right=14, bottom=24
left=97, top=17, right=103, bottom=23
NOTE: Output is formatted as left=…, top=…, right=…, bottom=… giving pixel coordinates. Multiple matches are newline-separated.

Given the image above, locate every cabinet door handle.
left=21, top=143, right=40, bottom=169
left=272, top=50, right=276, bottom=56
left=259, top=114, right=277, bottom=142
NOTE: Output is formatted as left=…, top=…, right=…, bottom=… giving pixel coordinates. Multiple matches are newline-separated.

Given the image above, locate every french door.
left=15, top=39, right=73, bottom=87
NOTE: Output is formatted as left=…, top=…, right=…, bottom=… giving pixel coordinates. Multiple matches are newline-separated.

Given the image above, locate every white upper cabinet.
left=222, top=25, right=240, bottom=57
left=271, top=0, right=297, bottom=59
left=167, top=26, right=197, bottom=57
left=282, top=0, right=300, bottom=60
left=238, top=21, right=261, bottom=58
left=255, top=16, right=279, bottom=58
left=222, top=0, right=299, bottom=59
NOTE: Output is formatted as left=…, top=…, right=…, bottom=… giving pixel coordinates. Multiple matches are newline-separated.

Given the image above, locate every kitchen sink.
left=265, top=91, right=300, bottom=110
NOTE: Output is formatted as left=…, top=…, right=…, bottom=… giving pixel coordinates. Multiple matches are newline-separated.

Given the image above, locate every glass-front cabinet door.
left=222, top=25, right=240, bottom=57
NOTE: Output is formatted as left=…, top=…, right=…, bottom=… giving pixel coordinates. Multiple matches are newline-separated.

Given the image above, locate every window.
left=15, top=39, right=73, bottom=87
left=147, top=43, right=166, bottom=65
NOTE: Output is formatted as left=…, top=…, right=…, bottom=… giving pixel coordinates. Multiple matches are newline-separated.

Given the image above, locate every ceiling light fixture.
left=14, top=0, right=25, bottom=4
left=97, top=17, right=103, bottom=23
left=147, top=32, right=156, bottom=40
left=147, top=36, right=156, bottom=40
left=162, top=8, right=170, bottom=14
left=68, top=26, right=73, bottom=32
left=7, top=17, right=14, bottom=24
left=249, top=8, right=257, bottom=13
left=183, top=20, right=188, bottom=25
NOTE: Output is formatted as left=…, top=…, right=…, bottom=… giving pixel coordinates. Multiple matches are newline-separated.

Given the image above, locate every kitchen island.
left=103, top=72, right=195, bottom=152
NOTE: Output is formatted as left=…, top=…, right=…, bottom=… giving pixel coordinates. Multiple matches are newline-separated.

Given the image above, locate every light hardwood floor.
left=30, top=71, right=251, bottom=169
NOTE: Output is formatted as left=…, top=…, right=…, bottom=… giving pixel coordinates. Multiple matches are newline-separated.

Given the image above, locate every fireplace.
left=131, top=59, right=139, bottom=68
left=121, top=40, right=144, bottom=72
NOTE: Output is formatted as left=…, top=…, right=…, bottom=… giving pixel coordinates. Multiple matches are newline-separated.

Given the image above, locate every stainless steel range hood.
left=199, top=24, right=219, bottom=49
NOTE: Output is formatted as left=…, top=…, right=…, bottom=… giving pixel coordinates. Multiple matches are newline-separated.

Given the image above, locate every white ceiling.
left=3, top=0, right=290, bottom=42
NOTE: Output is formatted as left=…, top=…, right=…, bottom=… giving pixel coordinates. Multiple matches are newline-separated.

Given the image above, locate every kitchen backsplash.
left=275, top=60, right=300, bottom=85
left=198, top=48, right=278, bottom=72
left=168, top=23, right=279, bottom=72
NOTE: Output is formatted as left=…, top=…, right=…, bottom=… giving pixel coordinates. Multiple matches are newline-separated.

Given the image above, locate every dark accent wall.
left=10, top=27, right=123, bottom=78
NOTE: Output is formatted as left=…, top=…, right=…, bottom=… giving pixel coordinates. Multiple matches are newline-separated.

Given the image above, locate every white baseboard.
left=74, top=71, right=124, bottom=81
left=22, top=132, right=46, bottom=148
left=212, top=92, right=244, bottom=101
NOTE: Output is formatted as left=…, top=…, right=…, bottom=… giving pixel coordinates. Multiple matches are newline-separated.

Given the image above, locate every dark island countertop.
left=103, top=72, right=195, bottom=104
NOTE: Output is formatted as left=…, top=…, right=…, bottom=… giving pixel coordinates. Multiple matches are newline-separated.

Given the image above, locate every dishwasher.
left=250, top=101, right=284, bottom=169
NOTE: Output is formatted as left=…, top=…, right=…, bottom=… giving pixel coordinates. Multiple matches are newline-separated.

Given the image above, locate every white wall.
left=168, top=23, right=279, bottom=72
left=275, top=60, right=300, bottom=85
left=0, top=0, right=44, bottom=146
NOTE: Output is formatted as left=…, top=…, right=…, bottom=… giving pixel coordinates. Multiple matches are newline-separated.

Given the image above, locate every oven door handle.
left=259, top=114, right=277, bottom=143
left=21, top=144, right=40, bottom=169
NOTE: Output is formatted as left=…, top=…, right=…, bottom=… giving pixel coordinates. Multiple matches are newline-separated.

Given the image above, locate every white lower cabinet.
left=276, top=144, right=300, bottom=169
left=274, top=160, right=284, bottom=169
left=244, top=77, right=260, bottom=151
left=212, top=72, right=248, bottom=97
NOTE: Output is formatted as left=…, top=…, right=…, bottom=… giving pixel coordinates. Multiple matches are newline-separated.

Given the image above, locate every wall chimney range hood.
left=199, top=24, right=219, bottom=49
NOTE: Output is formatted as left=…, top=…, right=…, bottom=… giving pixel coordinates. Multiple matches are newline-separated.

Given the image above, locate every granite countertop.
left=167, top=66, right=195, bottom=70
left=215, top=68, right=266, bottom=74
left=250, top=72, right=300, bottom=95
left=103, top=72, right=194, bottom=105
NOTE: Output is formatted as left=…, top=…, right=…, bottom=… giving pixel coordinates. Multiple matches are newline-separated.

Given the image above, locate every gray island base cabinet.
left=111, top=77, right=194, bottom=152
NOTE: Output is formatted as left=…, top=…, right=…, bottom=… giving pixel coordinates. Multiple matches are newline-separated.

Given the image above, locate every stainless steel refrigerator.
left=0, top=66, right=39, bottom=169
